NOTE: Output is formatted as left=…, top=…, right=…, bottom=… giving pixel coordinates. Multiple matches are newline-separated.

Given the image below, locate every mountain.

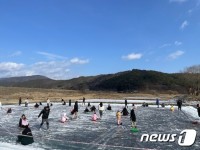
left=0, top=69, right=198, bottom=94
left=0, top=75, right=54, bottom=87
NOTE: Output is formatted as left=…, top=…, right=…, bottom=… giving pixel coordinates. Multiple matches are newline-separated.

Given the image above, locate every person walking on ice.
left=38, top=106, right=50, bottom=130
left=130, top=104, right=137, bottom=128
left=177, top=99, right=182, bottom=111
left=98, top=102, right=104, bottom=119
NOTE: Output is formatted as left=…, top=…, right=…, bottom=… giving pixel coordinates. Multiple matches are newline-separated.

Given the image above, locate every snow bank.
left=0, top=142, right=43, bottom=150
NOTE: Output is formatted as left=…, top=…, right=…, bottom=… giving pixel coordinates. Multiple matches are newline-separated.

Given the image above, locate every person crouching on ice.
left=170, top=105, right=174, bottom=112
left=7, top=108, right=12, bottom=114
left=19, top=114, right=29, bottom=128
left=61, top=112, right=68, bottom=123
left=91, top=112, right=98, bottom=121
left=116, top=110, right=122, bottom=125
left=17, top=124, right=34, bottom=145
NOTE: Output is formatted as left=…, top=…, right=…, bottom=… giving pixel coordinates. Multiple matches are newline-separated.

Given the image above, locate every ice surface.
left=0, top=100, right=199, bottom=150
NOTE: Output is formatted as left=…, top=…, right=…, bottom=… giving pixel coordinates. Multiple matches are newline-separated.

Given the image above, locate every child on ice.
left=116, top=110, right=122, bottom=125
left=91, top=112, right=98, bottom=121
left=61, top=112, right=68, bottom=123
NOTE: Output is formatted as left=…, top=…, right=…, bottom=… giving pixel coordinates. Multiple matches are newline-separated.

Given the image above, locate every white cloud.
left=0, top=58, right=89, bottom=79
left=10, top=51, right=22, bottom=57
left=169, top=0, right=188, bottom=3
left=180, top=20, right=189, bottom=30
left=174, top=41, right=182, bottom=46
left=37, top=51, right=67, bottom=60
left=159, top=43, right=172, bottom=48
left=168, top=50, right=185, bottom=59
left=70, top=58, right=89, bottom=64
left=0, top=62, right=24, bottom=72
left=122, top=53, right=142, bottom=60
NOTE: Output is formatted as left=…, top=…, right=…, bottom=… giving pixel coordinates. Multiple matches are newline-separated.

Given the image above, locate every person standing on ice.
left=116, top=110, right=122, bottom=125
left=25, top=98, right=29, bottom=107
left=19, top=97, right=22, bottom=106
left=197, top=104, right=200, bottom=117
left=98, top=102, right=104, bottom=119
left=177, top=99, right=182, bottom=111
left=156, top=98, right=159, bottom=108
left=130, top=104, right=137, bottom=128
left=82, top=97, right=86, bottom=106
left=47, top=98, right=50, bottom=106
left=125, top=99, right=128, bottom=108
left=73, top=101, right=78, bottom=119
left=38, top=106, right=50, bottom=130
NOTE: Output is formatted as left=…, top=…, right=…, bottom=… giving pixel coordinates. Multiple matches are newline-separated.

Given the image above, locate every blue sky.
left=0, top=0, right=200, bottom=79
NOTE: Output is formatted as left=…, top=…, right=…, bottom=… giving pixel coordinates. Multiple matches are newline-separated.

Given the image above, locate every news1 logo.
left=140, top=129, right=197, bottom=147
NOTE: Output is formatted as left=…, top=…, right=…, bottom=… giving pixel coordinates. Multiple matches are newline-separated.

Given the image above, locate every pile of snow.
left=0, top=142, right=43, bottom=150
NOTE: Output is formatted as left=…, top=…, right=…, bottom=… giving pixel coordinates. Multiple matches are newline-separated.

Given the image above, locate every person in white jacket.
left=47, top=98, right=50, bottom=106
left=98, top=102, right=104, bottom=119
left=61, top=112, right=68, bottom=123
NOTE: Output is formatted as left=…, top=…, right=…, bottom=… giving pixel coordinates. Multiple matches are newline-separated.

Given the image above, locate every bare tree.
left=183, top=65, right=200, bottom=96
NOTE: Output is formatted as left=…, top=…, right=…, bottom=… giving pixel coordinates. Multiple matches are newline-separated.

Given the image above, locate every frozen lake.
left=0, top=100, right=199, bottom=150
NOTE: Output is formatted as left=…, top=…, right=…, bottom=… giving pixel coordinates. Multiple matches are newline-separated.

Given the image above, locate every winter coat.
left=125, top=100, right=127, bottom=105
left=74, top=103, right=78, bottom=112
left=122, top=107, right=129, bottom=116
left=92, top=114, right=98, bottom=121
left=22, top=127, right=33, bottom=136
left=130, top=109, right=136, bottom=122
left=61, top=113, right=68, bottom=123
left=177, top=100, right=182, bottom=106
left=197, top=107, right=200, bottom=117
left=116, top=112, right=121, bottom=119
left=98, top=105, right=104, bottom=111
left=156, top=99, right=159, bottom=105
left=38, top=107, right=50, bottom=119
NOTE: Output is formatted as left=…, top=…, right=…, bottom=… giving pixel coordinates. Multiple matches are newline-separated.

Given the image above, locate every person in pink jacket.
left=61, top=112, right=68, bottom=123
left=19, top=114, right=29, bottom=128
left=91, top=112, right=98, bottom=121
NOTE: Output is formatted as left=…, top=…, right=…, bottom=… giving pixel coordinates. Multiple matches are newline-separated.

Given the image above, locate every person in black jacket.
left=197, top=104, right=200, bottom=117
left=19, top=97, right=22, bottom=106
left=177, top=99, right=182, bottom=111
left=107, top=104, right=112, bottom=110
left=90, top=105, right=96, bottom=112
left=17, top=124, right=34, bottom=145
left=84, top=107, right=90, bottom=113
left=130, top=105, right=136, bottom=128
left=34, top=103, right=39, bottom=108
left=125, top=99, right=128, bottom=108
left=73, top=101, right=78, bottom=119
left=121, top=107, right=129, bottom=116
left=38, top=106, right=50, bottom=130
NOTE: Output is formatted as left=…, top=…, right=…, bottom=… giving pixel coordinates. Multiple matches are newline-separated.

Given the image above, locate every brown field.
left=0, top=86, right=181, bottom=105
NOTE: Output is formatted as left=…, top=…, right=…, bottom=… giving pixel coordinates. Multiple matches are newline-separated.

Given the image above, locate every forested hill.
left=0, top=69, right=199, bottom=94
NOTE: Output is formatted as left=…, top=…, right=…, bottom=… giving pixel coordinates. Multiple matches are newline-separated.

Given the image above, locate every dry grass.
left=0, top=86, right=180, bottom=105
